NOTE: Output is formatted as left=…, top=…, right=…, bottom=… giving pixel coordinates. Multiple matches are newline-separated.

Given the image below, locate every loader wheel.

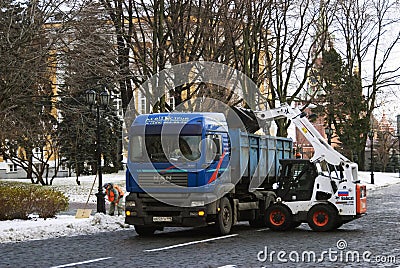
left=215, top=197, right=233, bottom=235
left=266, top=204, right=293, bottom=231
left=134, top=225, right=157, bottom=236
left=307, top=204, right=338, bottom=232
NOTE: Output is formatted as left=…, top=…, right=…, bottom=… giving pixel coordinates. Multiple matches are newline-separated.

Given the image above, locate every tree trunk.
left=276, top=118, right=289, bottom=137
left=74, top=161, right=81, bottom=185
left=27, top=152, right=34, bottom=183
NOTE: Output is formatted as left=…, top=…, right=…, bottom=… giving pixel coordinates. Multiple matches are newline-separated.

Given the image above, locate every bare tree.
left=101, top=0, right=135, bottom=113
left=375, top=129, right=398, bottom=172
left=101, top=1, right=236, bottom=114
left=259, top=0, right=334, bottom=136
left=328, top=0, right=400, bottom=168
left=0, top=0, right=76, bottom=184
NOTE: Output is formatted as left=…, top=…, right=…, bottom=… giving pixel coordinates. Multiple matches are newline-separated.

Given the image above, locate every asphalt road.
left=1, top=183, right=399, bottom=268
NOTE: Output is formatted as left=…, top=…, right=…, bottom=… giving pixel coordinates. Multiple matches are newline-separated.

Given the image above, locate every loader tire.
left=307, top=204, right=338, bottom=232
left=266, top=204, right=293, bottom=231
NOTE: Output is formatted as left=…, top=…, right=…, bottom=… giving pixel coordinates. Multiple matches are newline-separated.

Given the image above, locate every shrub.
left=0, top=182, right=69, bottom=220
left=33, top=188, right=69, bottom=219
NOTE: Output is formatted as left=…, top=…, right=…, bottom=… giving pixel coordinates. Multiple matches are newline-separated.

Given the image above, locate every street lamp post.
left=85, top=89, right=110, bottom=213
left=325, top=126, right=333, bottom=145
left=368, top=129, right=375, bottom=184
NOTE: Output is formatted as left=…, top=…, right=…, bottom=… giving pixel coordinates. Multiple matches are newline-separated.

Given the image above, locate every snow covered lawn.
left=0, top=214, right=129, bottom=243
left=0, top=171, right=399, bottom=244
left=1, top=171, right=130, bottom=244
left=358, top=171, right=400, bottom=191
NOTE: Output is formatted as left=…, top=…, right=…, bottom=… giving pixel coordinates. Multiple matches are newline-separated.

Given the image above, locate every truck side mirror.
left=205, top=134, right=223, bottom=163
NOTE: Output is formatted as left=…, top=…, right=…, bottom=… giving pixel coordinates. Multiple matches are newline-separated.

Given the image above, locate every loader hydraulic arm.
left=255, top=103, right=359, bottom=182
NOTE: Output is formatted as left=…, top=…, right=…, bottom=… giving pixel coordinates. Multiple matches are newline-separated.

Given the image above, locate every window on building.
left=33, top=147, right=41, bottom=158
left=8, top=164, right=17, bottom=173
left=140, top=97, right=146, bottom=114
left=169, top=96, right=175, bottom=110
left=60, top=162, right=68, bottom=171
left=112, top=94, right=123, bottom=118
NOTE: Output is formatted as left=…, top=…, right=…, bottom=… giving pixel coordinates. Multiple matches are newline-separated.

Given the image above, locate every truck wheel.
left=134, top=225, right=157, bottom=236
left=215, top=197, right=233, bottom=235
left=307, top=204, right=338, bottom=232
left=266, top=204, right=293, bottom=231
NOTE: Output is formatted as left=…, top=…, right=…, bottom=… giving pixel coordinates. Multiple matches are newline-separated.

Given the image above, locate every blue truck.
left=125, top=112, right=292, bottom=235
left=125, top=105, right=366, bottom=235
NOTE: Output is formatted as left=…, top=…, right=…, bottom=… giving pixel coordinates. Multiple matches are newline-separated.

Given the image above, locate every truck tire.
left=266, top=204, right=293, bottom=231
left=134, top=225, right=157, bottom=236
left=215, top=197, right=233, bottom=235
left=307, top=204, right=338, bottom=232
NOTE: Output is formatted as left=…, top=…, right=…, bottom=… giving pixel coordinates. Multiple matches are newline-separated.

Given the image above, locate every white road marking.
left=50, top=257, right=112, bottom=268
left=256, top=228, right=269, bottom=232
left=217, top=265, right=237, bottom=268
left=144, top=234, right=239, bottom=252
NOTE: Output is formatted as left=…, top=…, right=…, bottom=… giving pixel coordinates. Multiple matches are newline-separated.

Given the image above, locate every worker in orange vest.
left=103, top=183, right=124, bottom=216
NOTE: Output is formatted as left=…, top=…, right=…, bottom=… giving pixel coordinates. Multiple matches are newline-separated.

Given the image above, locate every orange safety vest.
left=105, top=184, right=124, bottom=203
left=114, top=184, right=124, bottom=200
left=105, top=188, right=117, bottom=202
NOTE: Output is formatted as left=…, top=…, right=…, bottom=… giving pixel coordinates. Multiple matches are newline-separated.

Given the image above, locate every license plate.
left=152, top=216, right=172, bottom=222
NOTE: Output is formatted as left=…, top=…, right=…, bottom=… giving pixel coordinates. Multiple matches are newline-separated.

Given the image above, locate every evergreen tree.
left=317, top=46, right=369, bottom=168
left=333, top=72, right=368, bottom=167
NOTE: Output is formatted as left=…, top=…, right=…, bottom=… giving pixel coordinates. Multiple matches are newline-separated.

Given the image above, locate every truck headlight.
left=191, top=201, right=205, bottom=207
left=126, top=201, right=136, bottom=207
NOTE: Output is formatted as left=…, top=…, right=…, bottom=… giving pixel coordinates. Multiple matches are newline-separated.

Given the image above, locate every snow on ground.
left=1, top=171, right=130, bottom=244
left=0, top=214, right=129, bottom=243
left=358, top=171, right=400, bottom=191
left=0, top=171, right=399, bottom=244
left=50, top=170, right=127, bottom=204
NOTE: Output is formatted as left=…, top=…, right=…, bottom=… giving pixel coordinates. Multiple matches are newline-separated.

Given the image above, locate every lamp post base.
left=96, top=191, right=106, bottom=214
left=370, top=173, right=374, bottom=185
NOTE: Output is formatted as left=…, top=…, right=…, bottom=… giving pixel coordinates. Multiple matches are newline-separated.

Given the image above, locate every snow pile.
left=0, top=214, right=130, bottom=243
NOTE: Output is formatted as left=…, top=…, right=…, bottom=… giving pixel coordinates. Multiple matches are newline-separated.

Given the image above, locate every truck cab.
left=277, top=159, right=318, bottom=202
left=125, top=112, right=234, bottom=234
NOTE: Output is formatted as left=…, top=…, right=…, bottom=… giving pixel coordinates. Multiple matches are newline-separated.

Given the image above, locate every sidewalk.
left=60, top=202, right=116, bottom=216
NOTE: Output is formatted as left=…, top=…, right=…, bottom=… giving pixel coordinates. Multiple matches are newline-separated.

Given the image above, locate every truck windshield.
left=130, top=135, right=201, bottom=162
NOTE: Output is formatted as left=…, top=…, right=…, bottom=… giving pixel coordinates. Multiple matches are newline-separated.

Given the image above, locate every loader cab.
left=276, top=159, right=318, bottom=202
